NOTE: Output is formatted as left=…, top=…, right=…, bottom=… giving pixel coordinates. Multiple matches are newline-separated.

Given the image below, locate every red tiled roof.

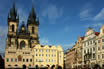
left=95, top=32, right=99, bottom=36
left=81, top=37, right=84, bottom=40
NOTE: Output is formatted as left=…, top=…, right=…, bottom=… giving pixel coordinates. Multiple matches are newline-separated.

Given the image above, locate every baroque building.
left=74, top=36, right=84, bottom=68
left=96, top=25, right=104, bottom=68
left=5, top=1, right=63, bottom=69
left=64, top=46, right=75, bottom=69
left=82, top=28, right=99, bottom=68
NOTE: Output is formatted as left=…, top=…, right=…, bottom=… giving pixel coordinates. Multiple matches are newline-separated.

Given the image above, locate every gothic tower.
left=6, top=0, right=19, bottom=48
left=8, top=0, right=19, bottom=35
left=27, top=4, right=39, bottom=46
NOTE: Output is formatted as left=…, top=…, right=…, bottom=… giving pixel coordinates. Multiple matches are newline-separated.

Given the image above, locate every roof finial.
left=13, top=0, right=15, bottom=9
left=32, top=0, right=34, bottom=8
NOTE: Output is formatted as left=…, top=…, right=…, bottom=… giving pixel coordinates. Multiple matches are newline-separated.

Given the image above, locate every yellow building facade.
left=5, top=1, right=63, bottom=69
left=74, top=36, right=84, bottom=68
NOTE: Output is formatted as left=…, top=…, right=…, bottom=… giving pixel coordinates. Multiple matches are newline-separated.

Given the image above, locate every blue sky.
left=0, top=0, right=104, bottom=53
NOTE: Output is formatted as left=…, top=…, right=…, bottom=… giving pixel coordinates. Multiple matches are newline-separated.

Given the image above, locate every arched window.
left=11, top=25, right=14, bottom=32
left=32, top=27, right=34, bottom=34
left=20, top=41, right=25, bottom=49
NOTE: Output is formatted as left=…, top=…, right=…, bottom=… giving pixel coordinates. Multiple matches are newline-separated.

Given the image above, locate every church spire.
left=8, top=0, right=19, bottom=22
left=27, top=0, right=36, bottom=24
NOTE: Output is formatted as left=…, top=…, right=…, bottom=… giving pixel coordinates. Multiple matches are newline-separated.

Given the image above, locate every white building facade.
left=82, top=28, right=98, bottom=68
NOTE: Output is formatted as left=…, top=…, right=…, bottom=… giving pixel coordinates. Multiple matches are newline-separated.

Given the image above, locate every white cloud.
left=94, top=8, right=104, bottom=21
left=41, top=5, right=63, bottom=24
left=80, top=3, right=93, bottom=20
left=80, top=9, right=92, bottom=20
left=85, top=23, right=103, bottom=28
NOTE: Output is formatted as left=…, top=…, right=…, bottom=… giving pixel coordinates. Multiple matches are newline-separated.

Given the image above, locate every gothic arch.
left=20, top=41, right=26, bottom=49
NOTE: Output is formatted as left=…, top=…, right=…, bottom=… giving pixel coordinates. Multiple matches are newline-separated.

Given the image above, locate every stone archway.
left=57, top=65, right=62, bottom=69
left=35, top=65, right=39, bottom=69
left=23, top=65, right=26, bottom=69
left=51, top=65, right=55, bottom=69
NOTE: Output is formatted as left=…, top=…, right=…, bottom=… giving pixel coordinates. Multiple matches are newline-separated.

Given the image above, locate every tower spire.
left=27, top=0, right=36, bottom=24
left=8, top=0, right=19, bottom=22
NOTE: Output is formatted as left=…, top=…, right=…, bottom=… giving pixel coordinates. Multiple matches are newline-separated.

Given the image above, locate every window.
left=42, top=54, right=44, bottom=56
left=49, top=59, right=50, bottom=62
left=30, top=59, right=32, bottom=62
left=102, top=39, right=104, bottom=42
left=11, top=25, right=14, bottom=32
left=39, top=54, right=41, bottom=56
left=46, top=54, right=47, bottom=56
left=36, top=59, right=38, bottom=62
left=46, top=50, right=47, bottom=52
left=90, top=41, right=92, bottom=44
left=42, top=49, right=44, bottom=52
left=36, top=49, right=38, bottom=52
left=20, top=41, right=25, bottom=49
left=15, top=58, right=17, bottom=62
left=7, top=58, right=9, bottom=62
left=11, top=58, right=13, bottom=62
left=93, top=53, right=95, bottom=59
left=49, top=50, right=50, bottom=52
left=102, top=54, right=104, bottom=58
left=98, top=47, right=100, bottom=50
left=49, top=54, right=50, bottom=57
left=88, top=42, right=89, bottom=45
left=36, top=54, right=38, bottom=56
left=26, top=59, right=28, bottom=62
left=90, top=48, right=92, bottom=53
left=93, top=47, right=95, bottom=51
left=32, top=27, right=34, bottom=34
left=102, top=46, right=104, bottom=49
left=93, top=40, right=95, bottom=43
left=98, top=55, right=100, bottom=59
left=23, top=59, right=25, bottom=62
left=84, top=50, right=86, bottom=54
left=98, top=40, right=100, bottom=43
left=52, top=59, right=53, bottom=62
